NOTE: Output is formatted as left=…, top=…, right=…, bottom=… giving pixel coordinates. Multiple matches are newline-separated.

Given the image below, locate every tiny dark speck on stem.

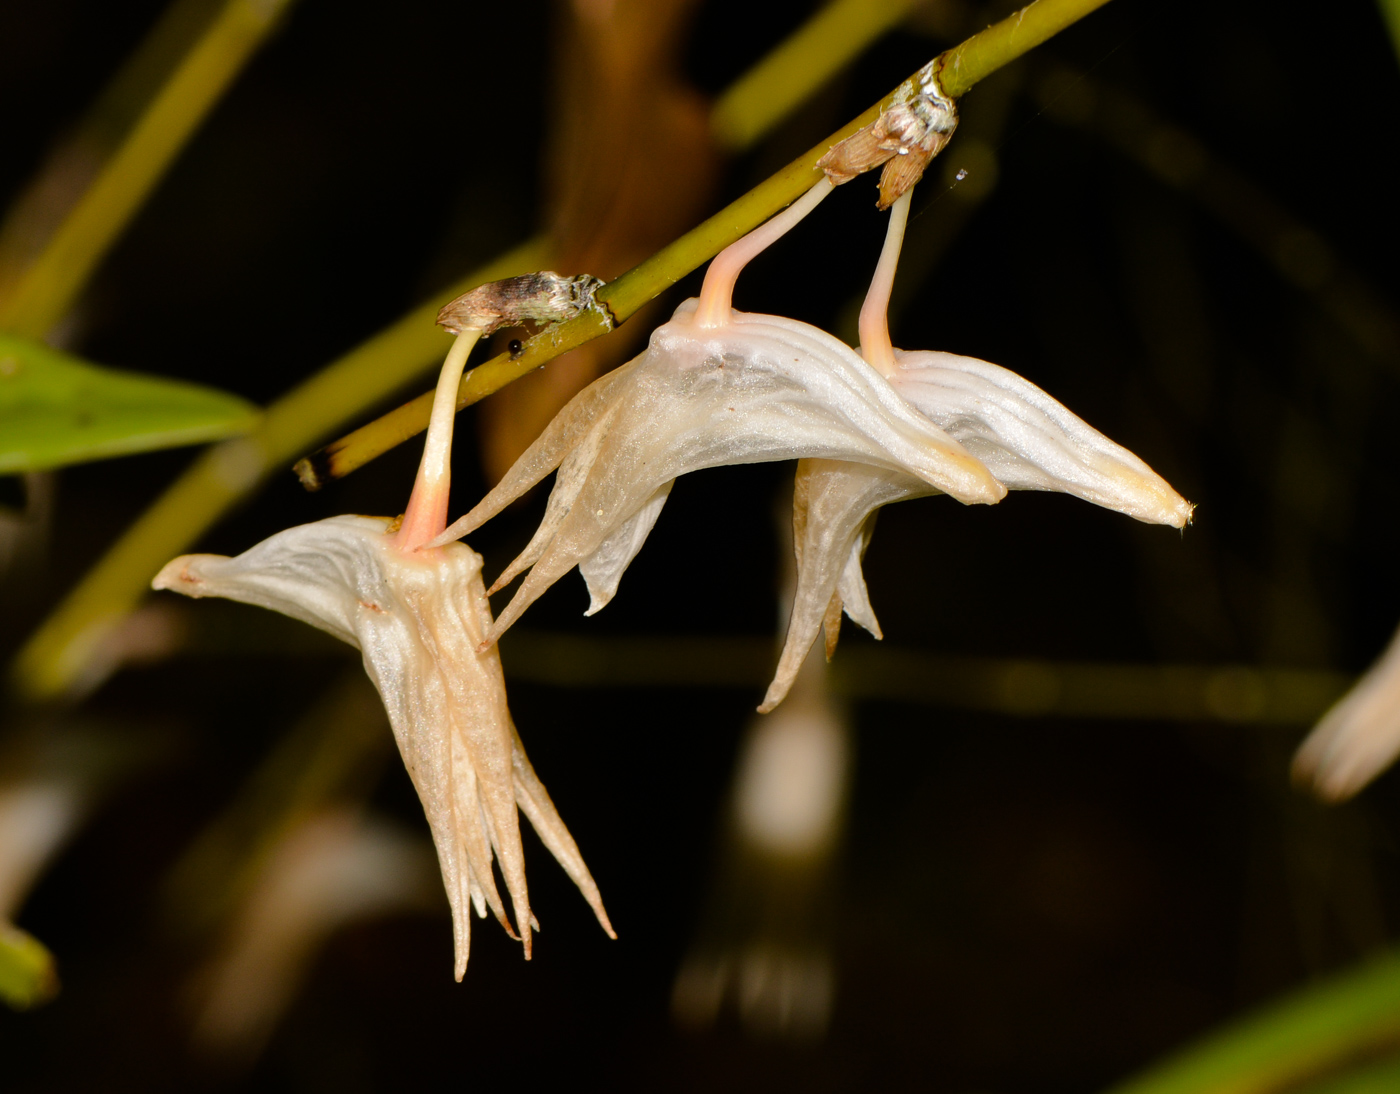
left=508, top=339, right=524, bottom=359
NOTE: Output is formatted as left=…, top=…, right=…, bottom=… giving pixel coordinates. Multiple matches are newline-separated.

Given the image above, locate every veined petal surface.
left=888, top=349, right=1193, bottom=527
left=764, top=351, right=1193, bottom=712
left=153, top=515, right=612, bottom=978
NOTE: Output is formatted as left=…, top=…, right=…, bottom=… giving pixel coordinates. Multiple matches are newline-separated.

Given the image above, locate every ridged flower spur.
left=153, top=320, right=614, bottom=980
left=433, top=180, right=1006, bottom=643
left=761, top=190, right=1195, bottom=711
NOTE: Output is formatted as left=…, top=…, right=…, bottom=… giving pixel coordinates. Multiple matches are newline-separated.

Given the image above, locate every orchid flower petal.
left=764, top=362, right=1194, bottom=711
left=886, top=349, right=1195, bottom=528
left=763, top=188, right=1193, bottom=713
left=761, top=462, right=930, bottom=712
left=431, top=182, right=1002, bottom=645
left=834, top=512, right=882, bottom=640
left=579, top=480, right=675, bottom=616
left=509, top=723, right=615, bottom=938
left=153, top=514, right=611, bottom=978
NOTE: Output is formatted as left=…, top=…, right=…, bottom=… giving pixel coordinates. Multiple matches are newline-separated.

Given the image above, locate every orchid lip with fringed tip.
left=155, top=325, right=614, bottom=980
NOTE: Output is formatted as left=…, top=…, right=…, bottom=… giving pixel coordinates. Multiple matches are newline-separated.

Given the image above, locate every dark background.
left=3, top=0, right=1400, bottom=1089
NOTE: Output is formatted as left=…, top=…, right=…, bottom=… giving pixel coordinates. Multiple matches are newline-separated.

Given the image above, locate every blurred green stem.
left=710, top=0, right=928, bottom=150
left=1105, top=947, right=1400, bottom=1094
left=311, top=0, right=1114, bottom=484
left=0, top=0, right=297, bottom=339
left=1380, top=0, right=1400, bottom=67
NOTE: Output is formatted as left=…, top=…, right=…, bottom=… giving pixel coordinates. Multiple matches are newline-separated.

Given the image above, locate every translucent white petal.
left=153, top=514, right=611, bottom=977
left=764, top=352, right=1194, bottom=712
left=887, top=349, right=1194, bottom=528
left=833, top=512, right=882, bottom=639
left=579, top=480, right=674, bottom=616
left=760, top=461, right=933, bottom=712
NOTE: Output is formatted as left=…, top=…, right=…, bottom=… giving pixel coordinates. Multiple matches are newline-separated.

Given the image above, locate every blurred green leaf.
left=1299, top=1052, right=1400, bottom=1094
left=1380, top=0, right=1400, bottom=67
left=0, top=923, right=58, bottom=1010
left=1106, top=948, right=1400, bottom=1094
left=0, top=332, right=259, bottom=473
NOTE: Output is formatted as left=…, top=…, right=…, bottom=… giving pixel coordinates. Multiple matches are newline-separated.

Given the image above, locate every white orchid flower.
left=1293, top=624, right=1400, bottom=801
left=433, top=180, right=1006, bottom=646
left=762, top=190, right=1194, bottom=711
left=155, top=326, right=614, bottom=980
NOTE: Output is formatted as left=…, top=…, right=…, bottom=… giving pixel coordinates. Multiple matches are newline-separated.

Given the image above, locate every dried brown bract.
left=817, top=64, right=958, bottom=209
left=435, top=272, right=606, bottom=336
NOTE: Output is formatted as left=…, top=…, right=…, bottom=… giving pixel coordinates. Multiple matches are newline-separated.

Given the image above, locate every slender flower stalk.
left=394, top=331, right=480, bottom=553
left=153, top=322, right=614, bottom=979
left=692, top=179, right=834, bottom=328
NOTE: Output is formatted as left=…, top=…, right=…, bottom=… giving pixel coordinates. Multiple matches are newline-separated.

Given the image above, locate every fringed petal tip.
left=151, top=515, right=613, bottom=981
left=1144, top=489, right=1194, bottom=531
left=1146, top=490, right=1193, bottom=531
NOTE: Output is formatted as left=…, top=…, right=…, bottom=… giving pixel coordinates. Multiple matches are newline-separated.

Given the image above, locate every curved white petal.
left=761, top=462, right=932, bottom=712
left=833, top=510, right=883, bottom=639
left=887, top=349, right=1194, bottom=528
left=579, top=480, right=674, bottom=616
left=153, top=515, right=611, bottom=977
left=764, top=351, right=1194, bottom=713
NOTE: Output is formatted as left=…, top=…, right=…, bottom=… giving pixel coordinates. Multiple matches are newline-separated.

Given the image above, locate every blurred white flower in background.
left=1294, top=625, right=1400, bottom=800
left=189, top=808, right=438, bottom=1061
